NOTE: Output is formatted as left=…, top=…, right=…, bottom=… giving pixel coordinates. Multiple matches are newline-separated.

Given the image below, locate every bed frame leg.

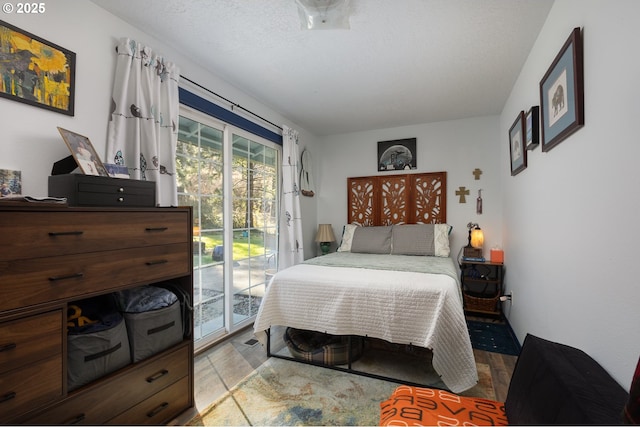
left=266, top=328, right=271, bottom=357
left=264, top=330, right=438, bottom=390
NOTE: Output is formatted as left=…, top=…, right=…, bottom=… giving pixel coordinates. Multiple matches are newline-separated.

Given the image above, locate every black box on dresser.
left=48, top=174, right=156, bottom=207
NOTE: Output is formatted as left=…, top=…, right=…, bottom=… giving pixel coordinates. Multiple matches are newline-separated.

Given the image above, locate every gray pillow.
left=391, top=224, right=435, bottom=255
left=391, top=224, right=452, bottom=257
left=350, top=226, right=392, bottom=254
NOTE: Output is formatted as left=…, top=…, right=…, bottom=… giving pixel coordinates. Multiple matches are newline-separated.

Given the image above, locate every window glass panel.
left=231, top=133, right=277, bottom=328
left=177, top=116, right=200, bottom=153
left=177, top=115, right=225, bottom=344
left=178, top=106, right=279, bottom=348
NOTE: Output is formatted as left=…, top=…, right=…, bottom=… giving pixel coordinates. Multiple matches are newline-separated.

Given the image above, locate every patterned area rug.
left=467, top=320, right=521, bottom=356
left=189, top=357, right=495, bottom=426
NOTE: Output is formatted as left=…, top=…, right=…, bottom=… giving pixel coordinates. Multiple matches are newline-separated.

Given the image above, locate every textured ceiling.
left=91, top=0, right=554, bottom=136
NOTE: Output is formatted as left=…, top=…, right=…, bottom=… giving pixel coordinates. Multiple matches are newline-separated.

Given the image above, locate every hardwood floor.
left=172, top=320, right=518, bottom=424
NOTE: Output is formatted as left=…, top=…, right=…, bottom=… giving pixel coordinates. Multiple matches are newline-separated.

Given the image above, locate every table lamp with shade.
left=315, top=224, right=336, bottom=255
left=463, top=222, right=484, bottom=260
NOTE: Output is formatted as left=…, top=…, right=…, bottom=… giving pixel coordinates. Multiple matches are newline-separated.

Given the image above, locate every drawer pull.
left=48, top=231, right=84, bottom=236
left=63, top=414, right=86, bottom=425
left=117, top=197, right=124, bottom=202
left=49, top=272, right=84, bottom=282
left=148, top=321, right=175, bottom=335
left=118, top=187, right=125, bottom=192
left=84, top=342, right=122, bottom=362
left=0, top=391, right=16, bottom=403
left=0, top=343, right=16, bottom=352
left=147, top=402, right=169, bottom=418
left=145, top=227, right=169, bottom=232
left=146, top=259, right=168, bottom=266
left=146, top=369, right=169, bottom=383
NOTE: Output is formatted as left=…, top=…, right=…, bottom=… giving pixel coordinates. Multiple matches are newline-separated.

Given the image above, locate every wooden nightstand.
left=460, top=260, right=504, bottom=317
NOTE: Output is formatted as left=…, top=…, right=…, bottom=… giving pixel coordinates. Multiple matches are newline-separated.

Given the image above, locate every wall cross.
left=456, top=186, right=470, bottom=203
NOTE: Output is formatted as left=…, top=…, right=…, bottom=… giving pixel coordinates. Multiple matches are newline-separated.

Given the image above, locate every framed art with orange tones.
left=0, top=20, right=76, bottom=115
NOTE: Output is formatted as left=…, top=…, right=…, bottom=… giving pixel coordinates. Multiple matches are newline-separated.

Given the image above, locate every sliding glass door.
left=177, top=106, right=279, bottom=349
left=231, top=134, right=278, bottom=326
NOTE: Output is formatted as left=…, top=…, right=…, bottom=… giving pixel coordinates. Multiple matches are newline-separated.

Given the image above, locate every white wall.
left=500, top=0, right=640, bottom=388
left=0, top=0, right=318, bottom=255
left=315, top=116, right=502, bottom=260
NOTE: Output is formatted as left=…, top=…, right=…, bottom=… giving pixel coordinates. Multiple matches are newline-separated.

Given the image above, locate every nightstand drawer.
left=107, top=376, right=190, bottom=425
left=0, top=310, right=63, bottom=374
left=0, top=356, right=63, bottom=423
left=25, top=343, right=189, bottom=425
left=0, top=244, right=190, bottom=311
left=0, top=210, right=189, bottom=261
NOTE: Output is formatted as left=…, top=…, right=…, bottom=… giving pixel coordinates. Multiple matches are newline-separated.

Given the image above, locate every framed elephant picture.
left=539, top=27, right=584, bottom=152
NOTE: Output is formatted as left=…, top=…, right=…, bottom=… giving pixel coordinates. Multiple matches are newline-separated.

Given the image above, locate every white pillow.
left=434, top=223, right=452, bottom=257
left=337, top=223, right=359, bottom=252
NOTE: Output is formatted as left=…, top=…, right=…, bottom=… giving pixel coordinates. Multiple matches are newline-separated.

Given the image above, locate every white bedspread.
left=253, top=256, right=478, bottom=393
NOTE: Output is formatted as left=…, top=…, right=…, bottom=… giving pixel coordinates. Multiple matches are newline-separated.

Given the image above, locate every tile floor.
left=171, top=322, right=518, bottom=425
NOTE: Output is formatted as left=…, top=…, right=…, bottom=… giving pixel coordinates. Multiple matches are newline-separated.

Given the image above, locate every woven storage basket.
left=464, top=292, right=499, bottom=312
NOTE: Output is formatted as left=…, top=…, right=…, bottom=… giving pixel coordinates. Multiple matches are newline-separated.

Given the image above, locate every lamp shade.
left=470, top=228, right=484, bottom=248
left=315, top=224, right=336, bottom=243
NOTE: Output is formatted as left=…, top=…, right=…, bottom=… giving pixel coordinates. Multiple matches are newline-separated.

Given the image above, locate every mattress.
left=253, top=252, right=478, bottom=393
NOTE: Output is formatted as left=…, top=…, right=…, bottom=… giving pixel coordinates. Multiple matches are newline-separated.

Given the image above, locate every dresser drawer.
left=107, top=376, right=191, bottom=425
left=0, top=356, right=63, bottom=423
left=76, top=189, right=155, bottom=207
left=25, top=343, right=190, bottom=425
left=0, top=310, right=63, bottom=374
left=0, top=210, right=189, bottom=261
left=0, top=243, right=190, bottom=311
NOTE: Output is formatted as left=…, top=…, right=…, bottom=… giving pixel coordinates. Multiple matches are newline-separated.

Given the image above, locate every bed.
left=253, top=172, right=478, bottom=394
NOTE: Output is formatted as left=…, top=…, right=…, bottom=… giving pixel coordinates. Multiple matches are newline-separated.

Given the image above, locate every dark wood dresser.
left=0, top=204, right=194, bottom=425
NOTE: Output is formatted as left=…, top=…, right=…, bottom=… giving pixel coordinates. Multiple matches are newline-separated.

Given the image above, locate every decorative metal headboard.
left=347, top=172, right=447, bottom=226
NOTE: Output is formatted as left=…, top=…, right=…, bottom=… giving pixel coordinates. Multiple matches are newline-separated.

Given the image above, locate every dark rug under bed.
left=466, top=320, right=521, bottom=356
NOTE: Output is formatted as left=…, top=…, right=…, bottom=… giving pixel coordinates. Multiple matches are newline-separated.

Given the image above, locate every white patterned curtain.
left=106, top=38, right=180, bottom=206
left=279, top=125, right=304, bottom=270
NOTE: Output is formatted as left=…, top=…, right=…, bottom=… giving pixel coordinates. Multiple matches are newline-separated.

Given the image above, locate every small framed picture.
left=57, top=127, right=109, bottom=176
left=104, top=163, right=130, bottom=178
left=525, top=106, right=539, bottom=150
left=0, top=169, right=22, bottom=196
left=539, top=27, right=584, bottom=152
left=509, top=111, right=527, bottom=176
left=377, top=138, right=417, bottom=171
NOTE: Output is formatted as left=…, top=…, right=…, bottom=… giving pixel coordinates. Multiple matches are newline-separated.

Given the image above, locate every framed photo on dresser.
left=57, top=127, right=109, bottom=177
